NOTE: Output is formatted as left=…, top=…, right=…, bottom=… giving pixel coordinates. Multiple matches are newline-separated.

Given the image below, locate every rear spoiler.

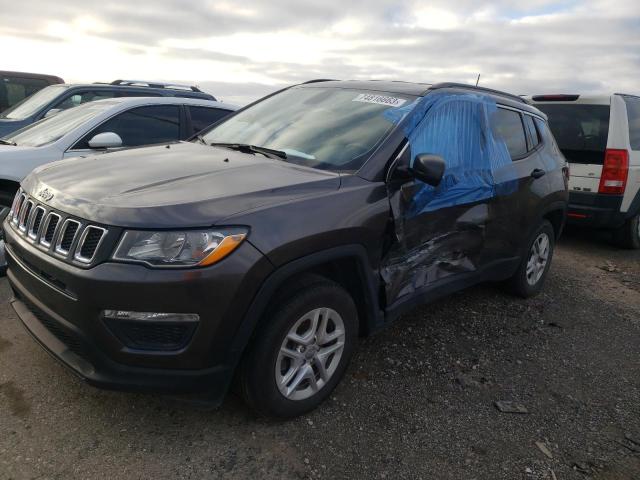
left=531, top=94, right=580, bottom=102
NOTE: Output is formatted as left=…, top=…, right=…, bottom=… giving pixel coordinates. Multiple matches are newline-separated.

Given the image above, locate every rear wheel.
left=613, top=213, right=640, bottom=249
left=506, top=220, right=555, bottom=298
left=237, top=278, right=357, bottom=418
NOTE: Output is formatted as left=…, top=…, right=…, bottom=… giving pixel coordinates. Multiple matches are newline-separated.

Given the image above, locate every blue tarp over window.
left=386, top=91, right=518, bottom=215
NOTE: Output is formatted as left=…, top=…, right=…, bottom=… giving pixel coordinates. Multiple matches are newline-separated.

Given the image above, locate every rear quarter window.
left=523, top=114, right=541, bottom=150
left=623, top=96, right=640, bottom=150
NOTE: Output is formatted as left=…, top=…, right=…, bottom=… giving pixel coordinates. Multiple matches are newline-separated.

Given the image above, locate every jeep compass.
left=4, top=80, right=568, bottom=417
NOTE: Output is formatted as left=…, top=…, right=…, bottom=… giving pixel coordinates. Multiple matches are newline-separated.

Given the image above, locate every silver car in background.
left=0, top=96, right=238, bottom=208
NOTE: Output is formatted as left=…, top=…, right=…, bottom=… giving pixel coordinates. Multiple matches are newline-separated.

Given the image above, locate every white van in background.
left=528, top=94, right=640, bottom=248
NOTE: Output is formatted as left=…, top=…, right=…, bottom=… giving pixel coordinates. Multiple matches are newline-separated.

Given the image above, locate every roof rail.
left=110, top=79, right=203, bottom=92
left=429, top=82, right=527, bottom=104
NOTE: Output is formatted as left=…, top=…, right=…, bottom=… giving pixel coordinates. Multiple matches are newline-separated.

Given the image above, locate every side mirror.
left=44, top=108, right=61, bottom=118
left=411, top=154, right=445, bottom=186
left=88, top=132, right=123, bottom=149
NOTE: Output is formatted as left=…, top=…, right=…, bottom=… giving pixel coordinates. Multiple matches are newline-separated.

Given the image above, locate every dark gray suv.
left=4, top=80, right=568, bottom=417
left=0, top=79, right=215, bottom=137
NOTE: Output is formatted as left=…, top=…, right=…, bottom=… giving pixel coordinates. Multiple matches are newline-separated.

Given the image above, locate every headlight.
left=113, top=228, right=248, bottom=267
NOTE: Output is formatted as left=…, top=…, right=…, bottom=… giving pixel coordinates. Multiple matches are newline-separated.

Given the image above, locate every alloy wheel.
left=526, top=232, right=550, bottom=286
left=275, top=307, right=346, bottom=401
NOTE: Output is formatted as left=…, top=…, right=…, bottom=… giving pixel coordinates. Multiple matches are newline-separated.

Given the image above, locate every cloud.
left=1, top=0, right=639, bottom=104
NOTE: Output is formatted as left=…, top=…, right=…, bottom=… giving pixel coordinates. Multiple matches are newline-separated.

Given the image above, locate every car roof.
left=299, top=79, right=433, bottom=96
left=299, top=79, right=542, bottom=115
left=88, top=96, right=239, bottom=110
left=0, top=71, right=64, bottom=83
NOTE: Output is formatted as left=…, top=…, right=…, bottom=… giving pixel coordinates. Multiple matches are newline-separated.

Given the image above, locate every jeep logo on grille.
left=37, top=188, right=54, bottom=202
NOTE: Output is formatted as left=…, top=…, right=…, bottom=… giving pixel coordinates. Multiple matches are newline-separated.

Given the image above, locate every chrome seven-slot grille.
left=9, top=190, right=107, bottom=264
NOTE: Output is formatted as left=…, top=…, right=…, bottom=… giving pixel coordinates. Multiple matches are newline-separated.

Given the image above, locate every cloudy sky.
left=1, top=0, right=639, bottom=105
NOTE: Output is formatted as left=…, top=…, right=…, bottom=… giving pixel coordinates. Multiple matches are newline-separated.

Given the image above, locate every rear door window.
left=491, top=108, right=528, bottom=160
left=623, top=96, right=640, bottom=150
left=74, top=105, right=181, bottom=149
left=188, top=106, right=232, bottom=135
left=535, top=103, right=610, bottom=164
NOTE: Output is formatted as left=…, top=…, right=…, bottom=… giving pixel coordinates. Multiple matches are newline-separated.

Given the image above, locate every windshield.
left=202, top=86, right=416, bottom=171
left=535, top=103, right=611, bottom=164
left=5, top=100, right=117, bottom=148
left=0, top=84, right=69, bottom=120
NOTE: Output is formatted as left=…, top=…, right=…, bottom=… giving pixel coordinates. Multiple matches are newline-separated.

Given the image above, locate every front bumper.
left=566, top=191, right=626, bottom=229
left=4, top=222, right=272, bottom=401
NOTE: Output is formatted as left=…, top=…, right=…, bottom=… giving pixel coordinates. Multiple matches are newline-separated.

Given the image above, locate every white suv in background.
left=528, top=94, right=640, bottom=248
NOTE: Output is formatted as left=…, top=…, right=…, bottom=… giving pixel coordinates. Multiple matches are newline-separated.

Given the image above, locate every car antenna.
left=475, top=74, right=481, bottom=87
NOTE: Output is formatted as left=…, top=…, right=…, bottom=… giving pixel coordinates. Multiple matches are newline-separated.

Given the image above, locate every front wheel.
left=237, top=278, right=358, bottom=418
left=613, top=213, right=640, bottom=249
left=506, top=220, right=555, bottom=298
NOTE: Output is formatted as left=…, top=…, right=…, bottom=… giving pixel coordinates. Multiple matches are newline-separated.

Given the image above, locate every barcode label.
left=352, top=94, right=407, bottom=107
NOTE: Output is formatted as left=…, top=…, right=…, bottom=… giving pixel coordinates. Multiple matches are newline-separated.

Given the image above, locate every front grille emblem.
left=37, top=188, right=54, bottom=202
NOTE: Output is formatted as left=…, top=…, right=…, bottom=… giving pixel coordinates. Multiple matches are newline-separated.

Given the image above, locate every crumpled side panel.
left=381, top=203, right=488, bottom=303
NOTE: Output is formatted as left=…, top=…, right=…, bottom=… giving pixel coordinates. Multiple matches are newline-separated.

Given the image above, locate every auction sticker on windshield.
left=352, top=93, right=407, bottom=107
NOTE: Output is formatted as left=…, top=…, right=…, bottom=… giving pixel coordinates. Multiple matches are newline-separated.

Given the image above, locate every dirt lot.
left=1, top=229, right=639, bottom=480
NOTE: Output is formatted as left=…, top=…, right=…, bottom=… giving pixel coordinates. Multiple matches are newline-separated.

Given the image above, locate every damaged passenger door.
left=382, top=146, right=492, bottom=306
left=381, top=93, right=516, bottom=308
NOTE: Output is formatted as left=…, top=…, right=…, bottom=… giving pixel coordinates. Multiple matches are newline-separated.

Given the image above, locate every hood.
left=0, top=118, right=29, bottom=137
left=23, top=142, right=341, bottom=228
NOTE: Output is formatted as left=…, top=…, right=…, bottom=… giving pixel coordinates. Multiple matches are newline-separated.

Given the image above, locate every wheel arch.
left=227, top=245, right=384, bottom=376
left=541, top=201, right=567, bottom=240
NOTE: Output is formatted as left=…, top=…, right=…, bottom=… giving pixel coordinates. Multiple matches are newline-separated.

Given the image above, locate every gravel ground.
left=1, top=228, right=639, bottom=480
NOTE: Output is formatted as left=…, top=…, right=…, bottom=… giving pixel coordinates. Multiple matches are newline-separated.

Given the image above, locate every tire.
left=506, top=220, right=555, bottom=298
left=0, top=183, right=19, bottom=240
left=0, top=189, right=15, bottom=244
left=613, top=214, right=640, bottom=249
left=237, top=278, right=358, bottom=418
left=0, top=183, right=19, bottom=209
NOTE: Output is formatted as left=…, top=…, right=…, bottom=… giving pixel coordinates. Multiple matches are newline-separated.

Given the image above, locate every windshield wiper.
left=0, top=139, right=16, bottom=146
left=209, top=142, right=287, bottom=160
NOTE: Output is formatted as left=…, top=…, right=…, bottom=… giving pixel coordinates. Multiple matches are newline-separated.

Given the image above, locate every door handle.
left=530, top=168, right=546, bottom=179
